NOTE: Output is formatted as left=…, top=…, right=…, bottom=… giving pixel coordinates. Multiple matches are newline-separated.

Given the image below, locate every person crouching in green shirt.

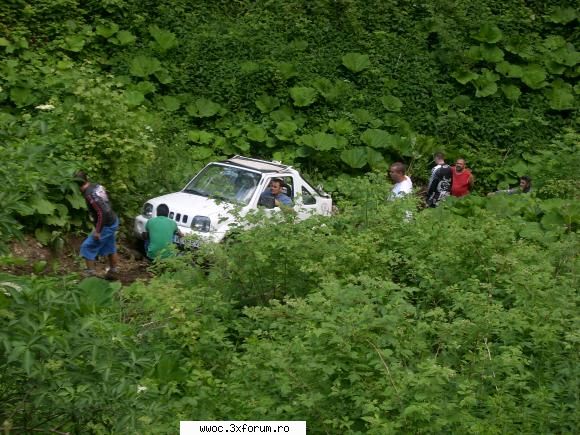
left=144, top=204, right=183, bottom=260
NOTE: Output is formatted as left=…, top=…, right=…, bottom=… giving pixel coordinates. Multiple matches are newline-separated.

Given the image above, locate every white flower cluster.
left=35, top=104, right=55, bottom=111
left=137, top=385, right=148, bottom=393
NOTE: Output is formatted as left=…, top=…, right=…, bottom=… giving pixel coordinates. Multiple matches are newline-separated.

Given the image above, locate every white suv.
left=134, top=156, right=333, bottom=244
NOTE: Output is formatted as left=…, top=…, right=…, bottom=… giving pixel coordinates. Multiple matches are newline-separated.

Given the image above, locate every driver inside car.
left=259, top=178, right=293, bottom=208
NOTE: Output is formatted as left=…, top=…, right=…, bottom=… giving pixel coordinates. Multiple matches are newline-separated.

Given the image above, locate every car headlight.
left=191, top=215, right=211, bottom=232
left=143, top=203, right=153, bottom=218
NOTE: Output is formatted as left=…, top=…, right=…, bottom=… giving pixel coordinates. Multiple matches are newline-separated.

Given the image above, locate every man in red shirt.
left=451, top=158, right=474, bottom=197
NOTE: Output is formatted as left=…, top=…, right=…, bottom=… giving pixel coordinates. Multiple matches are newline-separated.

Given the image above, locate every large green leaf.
left=546, top=61, right=569, bottom=75
left=129, top=55, right=162, bottom=77
left=31, top=197, right=56, bottom=215
left=360, top=129, right=391, bottom=148
left=289, top=87, right=317, bottom=107
left=64, top=35, right=85, bottom=52
left=381, top=95, right=403, bottom=112
left=495, top=62, right=523, bottom=78
left=301, top=133, right=345, bottom=151
left=78, top=277, right=118, bottom=312
left=149, top=26, right=178, bottom=51
left=519, top=222, right=546, bottom=243
left=328, top=119, right=353, bottom=135
left=340, top=147, right=367, bottom=168
left=551, top=46, right=580, bottom=67
left=186, top=98, right=222, bottom=118
left=270, top=106, right=294, bottom=122
left=365, top=148, right=385, bottom=168
left=312, top=77, right=333, bottom=95
left=125, top=90, right=145, bottom=106
left=472, top=23, right=503, bottom=44
left=501, top=84, right=521, bottom=101
left=473, top=70, right=499, bottom=97
left=188, top=130, right=214, bottom=144
left=466, top=45, right=483, bottom=61
left=543, top=36, right=567, bottom=51
left=546, top=79, right=576, bottom=110
left=512, top=160, right=528, bottom=176
left=468, top=44, right=504, bottom=62
left=34, top=227, right=52, bottom=245
left=275, top=121, right=298, bottom=141
left=66, top=192, right=86, bottom=209
left=234, top=138, right=250, bottom=152
left=342, top=53, right=371, bottom=73
left=255, top=94, right=280, bottom=113
left=452, top=95, right=472, bottom=108
left=96, top=23, right=119, bottom=38
left=132, top=81, right=156, bottom=94
left=45, top=205, right=69, bottom=227
left=481, top=45, right=504, bottom=62
left=505, top=38, right=536, bottom=60
left=278, top=62, right=299, bottom=80
left=154, top=68, right=173, bottom=84
left=160, top=95, right=181, bottom=111
left=521, top=64, right=547, bottom=89
left=190, top=146, right=214, bottom=160
left=10, top=87, right=33, bottom=106
left=312, top=78, right=351, bottom=102
left=246, top=125, right=268, bottom=142
left=548, top=7, right=578, bottom=24
left=116, top=30, right=136, bottom=45
left=452, top=70, right=478, bottom=85
left=351, top=109, right=374, bottom=124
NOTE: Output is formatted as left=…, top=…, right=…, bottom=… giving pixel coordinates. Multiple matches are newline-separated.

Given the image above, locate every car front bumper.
left=133, top=215, right=227, bottom=244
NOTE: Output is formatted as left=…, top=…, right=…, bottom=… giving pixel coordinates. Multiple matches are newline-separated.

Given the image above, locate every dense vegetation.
left=0, top=0, right=578, bottom=433
left=0, top=0, right=578, bottom=250
left=1, top=189, right=578, bottom=433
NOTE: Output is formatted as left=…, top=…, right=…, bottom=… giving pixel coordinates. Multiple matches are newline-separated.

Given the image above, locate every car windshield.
left=183, top=164, right=262, bottom=205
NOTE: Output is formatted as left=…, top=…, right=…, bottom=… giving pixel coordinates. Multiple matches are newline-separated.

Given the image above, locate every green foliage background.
left=0, top=0, right=578, bottom=249
left=0, top=1, right=579, bottom=433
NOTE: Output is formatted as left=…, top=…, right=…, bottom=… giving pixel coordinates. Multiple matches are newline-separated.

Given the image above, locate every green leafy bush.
left=1, top=182, right=578, bottom=432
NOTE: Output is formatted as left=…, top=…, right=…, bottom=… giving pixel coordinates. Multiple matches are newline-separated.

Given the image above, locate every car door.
left=295, top=180, right=324, bottom=220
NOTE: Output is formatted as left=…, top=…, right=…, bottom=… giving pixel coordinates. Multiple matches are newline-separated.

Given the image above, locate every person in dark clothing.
left=426, top=152, right=452, bottom=207
left=75, top=171, right=119, bottom=280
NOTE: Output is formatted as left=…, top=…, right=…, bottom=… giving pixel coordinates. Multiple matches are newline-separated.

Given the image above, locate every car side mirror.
left=316, top=184, right=330, bottom=198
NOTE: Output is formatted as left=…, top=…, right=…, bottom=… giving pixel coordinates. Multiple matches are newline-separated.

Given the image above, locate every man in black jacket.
left=426, top=152, right=452, bottom=207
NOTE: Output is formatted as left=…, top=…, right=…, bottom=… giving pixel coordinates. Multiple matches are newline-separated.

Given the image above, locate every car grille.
left=169, top=211, right=188, bottom=224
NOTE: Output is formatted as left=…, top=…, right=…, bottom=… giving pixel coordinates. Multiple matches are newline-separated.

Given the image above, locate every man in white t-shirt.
left=388, top=162, right=413, bottom=200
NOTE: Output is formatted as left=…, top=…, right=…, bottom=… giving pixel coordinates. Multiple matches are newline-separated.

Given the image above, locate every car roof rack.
left=224, top=155, right=292, bottom=173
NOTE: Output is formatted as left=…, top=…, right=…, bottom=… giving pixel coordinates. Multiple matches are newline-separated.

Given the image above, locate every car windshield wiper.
left=183, top=188, right=208, bottom=197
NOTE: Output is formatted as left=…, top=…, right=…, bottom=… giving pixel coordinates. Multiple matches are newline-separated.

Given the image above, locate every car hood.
left=147, top=192, right=239, bottom=228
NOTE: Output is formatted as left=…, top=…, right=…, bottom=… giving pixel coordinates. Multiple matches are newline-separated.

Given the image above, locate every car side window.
left=281, top=177, right=293, bottom=198
left=301, top=186, right=316, bottom=205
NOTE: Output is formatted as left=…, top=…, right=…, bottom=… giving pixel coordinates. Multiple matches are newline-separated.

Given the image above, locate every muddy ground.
left=1, top=234, right=152, bottom=285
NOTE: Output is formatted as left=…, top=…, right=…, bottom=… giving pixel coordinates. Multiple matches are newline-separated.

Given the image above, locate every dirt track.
left=1, top=234, right=151, bottom=285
